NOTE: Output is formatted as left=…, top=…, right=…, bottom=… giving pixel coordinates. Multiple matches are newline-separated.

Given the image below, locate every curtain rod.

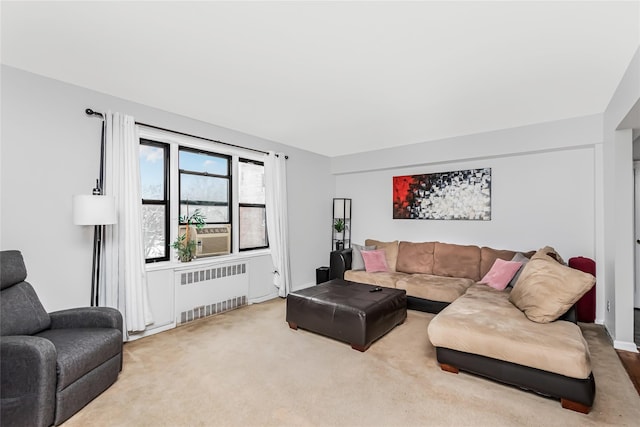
left=85, top=108, right=288, bottom=159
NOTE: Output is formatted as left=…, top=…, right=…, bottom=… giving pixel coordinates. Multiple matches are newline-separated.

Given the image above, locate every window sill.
left=145, top=249, right=271, bottom=272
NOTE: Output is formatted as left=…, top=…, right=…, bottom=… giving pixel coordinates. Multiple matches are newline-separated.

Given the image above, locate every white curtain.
left=265, top=152, right=292, bottom=297
left=101, top=111, right=154, bottom=338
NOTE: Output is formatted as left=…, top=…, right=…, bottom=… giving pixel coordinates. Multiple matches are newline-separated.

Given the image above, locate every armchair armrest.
left=330, top=248, right=353, bottom=280
left=49, top=307, right=123, bottom=332
left=1, top=336, right=57, bottom=427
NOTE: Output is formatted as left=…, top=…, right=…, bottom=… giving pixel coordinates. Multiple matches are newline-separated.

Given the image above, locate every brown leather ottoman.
left=286, top=279, right=407, bottom=351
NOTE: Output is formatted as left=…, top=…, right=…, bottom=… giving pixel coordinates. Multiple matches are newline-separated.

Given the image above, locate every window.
left=140, top=140, right=169, bottom=262
left=139, top=130, right=269, bottom=262
left=179, top=148, right=231, bottom=224
left=239, top=159, right=268, bottom=250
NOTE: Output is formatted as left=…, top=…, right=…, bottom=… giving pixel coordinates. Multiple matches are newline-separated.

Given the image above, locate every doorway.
left=634, top=163, right=640, bottom=312
left=633, top=149, right=640, bottom=348
left=635, top=309, right=640, bottom=348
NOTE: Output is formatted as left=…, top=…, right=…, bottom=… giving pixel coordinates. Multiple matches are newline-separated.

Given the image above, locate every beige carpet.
left=65, top=299, right=640, bottom=426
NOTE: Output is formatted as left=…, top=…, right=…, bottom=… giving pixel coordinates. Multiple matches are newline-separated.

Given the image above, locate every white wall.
left=603, top=46, right=640, bottom=351
left=1, top=65, right=332, bottom=311
left=331, top=114, right=602, bottom=175
left=333, top=115, right=601, bottom=256
left=335, top=146, right=596, bottom=260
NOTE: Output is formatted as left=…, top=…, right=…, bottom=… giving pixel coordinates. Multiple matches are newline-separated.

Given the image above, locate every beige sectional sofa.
left=335, top=239, right=534, bottom=312
left=329, top=240, right=596, bottom=413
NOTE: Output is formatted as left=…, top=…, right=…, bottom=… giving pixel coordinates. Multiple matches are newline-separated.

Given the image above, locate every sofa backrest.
left=1, top=250, right=51, bottom=336
left=396, top=241, right=435, bottom=274
left=371, top=239, right=535, bottom=282
left=433, top=242, right=482, bottom=281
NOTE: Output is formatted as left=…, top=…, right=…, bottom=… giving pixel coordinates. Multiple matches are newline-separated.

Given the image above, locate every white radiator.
left=175, top=261, right=249, bottom=325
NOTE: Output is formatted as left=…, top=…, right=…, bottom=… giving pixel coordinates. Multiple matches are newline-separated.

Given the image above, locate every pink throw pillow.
left=480, top=258, right=523, bottom=290
left=361, top=249, right=389, bottom=273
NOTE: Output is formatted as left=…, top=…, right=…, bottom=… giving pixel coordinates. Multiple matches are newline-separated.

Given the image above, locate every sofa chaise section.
left=428, top=283, right=595, bottom=413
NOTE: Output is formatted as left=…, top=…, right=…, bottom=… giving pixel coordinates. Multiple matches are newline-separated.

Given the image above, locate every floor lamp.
left=73, top=191, right=116, bottom=306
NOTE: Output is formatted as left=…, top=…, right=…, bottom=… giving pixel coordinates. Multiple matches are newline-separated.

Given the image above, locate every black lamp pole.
left=86, top=108, right=107, bottom=307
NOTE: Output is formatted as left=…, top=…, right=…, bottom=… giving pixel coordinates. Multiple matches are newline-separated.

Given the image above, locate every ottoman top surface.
left=289, top=279, right=406, bottom=311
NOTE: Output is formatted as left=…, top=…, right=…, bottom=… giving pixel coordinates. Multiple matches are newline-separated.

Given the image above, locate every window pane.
left=140, top=145, right=165, bottom=200
left=180, top=174, right=229, bottom=203
left=142, top=205, right=166, bottom=258
left=239, top=161, right=265, bottom=204
left=239, top=206, right=267, bottom=249
left=180, top=204, right=229, bottom=223
left=179, top=150, right=228, bottom=175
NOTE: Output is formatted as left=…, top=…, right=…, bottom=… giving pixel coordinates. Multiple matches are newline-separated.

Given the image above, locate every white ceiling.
left=2, top=1, right=639, bottom=157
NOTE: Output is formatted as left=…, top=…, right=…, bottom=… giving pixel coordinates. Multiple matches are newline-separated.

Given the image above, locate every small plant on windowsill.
left=333, top=218, right=346, bottom=251
left=172, top=207, right=206, bottom=262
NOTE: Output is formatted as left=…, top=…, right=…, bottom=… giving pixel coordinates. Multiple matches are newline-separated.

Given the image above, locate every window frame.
left=138, top=126, right=270, bottom=263
left=178, top=146, right=232, bottom=226
left=140, top=139, right=170, bottom=263
left=238, top=158, right=268, bottom=251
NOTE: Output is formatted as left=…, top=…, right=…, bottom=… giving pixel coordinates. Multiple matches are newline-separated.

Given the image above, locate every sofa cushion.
left=428, top=284, right=592, bottom=379
left=395, top=274, right=474, bottom=303
left=365, top=239, right=399, bottom=272
left=433, top=242, right=481, bottom=281
left=344, top=270, right=406, bottom=288
left=361, top=249, right=389, bottom=273
left=480, top=247, right=517, bottom=278
left=396, top=241, right=435, bottom=274
left=479, top=258, right=523, bottom=290
left=533, top=245, right=565, bottom=264
left=351, top=244, right=376, bottom=271
left=1, top=281, right=51, bottom=336
left=509, top=247, right=595, bottom=323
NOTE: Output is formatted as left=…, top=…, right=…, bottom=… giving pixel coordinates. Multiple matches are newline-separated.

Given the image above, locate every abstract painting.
left=393, top=168, right=491, bottom=220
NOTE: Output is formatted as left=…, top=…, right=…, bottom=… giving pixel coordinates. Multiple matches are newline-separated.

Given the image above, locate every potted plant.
left=172, top=208, right=206, bottom=262
left=333, top=218, right=345, bottom=250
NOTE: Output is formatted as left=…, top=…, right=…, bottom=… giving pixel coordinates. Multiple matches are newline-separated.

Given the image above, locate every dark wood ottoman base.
left=286, top=279, right=407, bottom=352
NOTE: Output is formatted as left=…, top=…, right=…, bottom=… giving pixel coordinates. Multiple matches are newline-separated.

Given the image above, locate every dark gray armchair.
left=1, top=250, right=123, bottom=426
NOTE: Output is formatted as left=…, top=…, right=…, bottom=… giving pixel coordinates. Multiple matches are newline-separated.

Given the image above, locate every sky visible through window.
left=179, top=150, right=227, bottom=175
left=140, top=145, right=164, bottom=199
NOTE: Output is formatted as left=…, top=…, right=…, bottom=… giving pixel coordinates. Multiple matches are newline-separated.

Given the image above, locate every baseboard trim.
left=614, top=340, right=639, bottom=353
left=249, top=293, right=279, bottom=304
left=127, top=322, right=176, bottom=341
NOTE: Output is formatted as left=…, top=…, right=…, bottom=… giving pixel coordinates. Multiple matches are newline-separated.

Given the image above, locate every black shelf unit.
left=332, top=198, right=351, bottom=251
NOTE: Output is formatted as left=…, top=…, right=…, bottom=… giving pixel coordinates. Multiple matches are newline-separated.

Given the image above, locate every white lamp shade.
left=73, top=195, right=117, bottom=225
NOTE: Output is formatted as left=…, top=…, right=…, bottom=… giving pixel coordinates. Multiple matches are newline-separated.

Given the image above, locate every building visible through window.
left=140, top=140, right=169, bottom=262
left=239, top=159, right=268, bottom=250
left=179, top=148, right=230, bottom=223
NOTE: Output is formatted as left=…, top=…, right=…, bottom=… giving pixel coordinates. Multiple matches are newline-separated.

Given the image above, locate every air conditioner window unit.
left=178, top=224, right=231, bottom=257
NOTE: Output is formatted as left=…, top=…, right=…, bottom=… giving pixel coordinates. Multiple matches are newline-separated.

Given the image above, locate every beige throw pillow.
left=364, top=239, right=399, bottom=272
left=509, top=247, right=595, bottom=323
